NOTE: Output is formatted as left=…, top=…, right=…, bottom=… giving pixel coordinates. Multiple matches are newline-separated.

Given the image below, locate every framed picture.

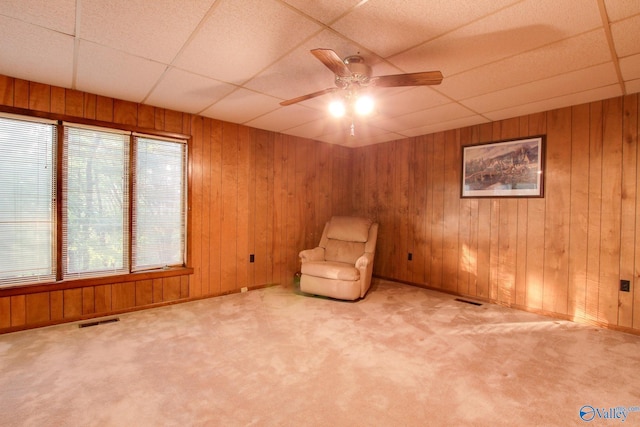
left=461, top=136, right=545, bottom=198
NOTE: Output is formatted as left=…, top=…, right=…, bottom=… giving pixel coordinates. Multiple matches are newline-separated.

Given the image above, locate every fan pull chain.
left=350, top=120, right=355, bottom=136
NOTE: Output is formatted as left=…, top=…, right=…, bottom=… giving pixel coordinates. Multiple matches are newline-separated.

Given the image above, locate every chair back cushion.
left=325, top=240, right=365, bottom=264
left=326, top=216, right=372, bottom=243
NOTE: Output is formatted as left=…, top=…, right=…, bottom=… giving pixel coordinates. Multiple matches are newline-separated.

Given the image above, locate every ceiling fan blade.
left=373, top=71, right=443, bottom=87
left=280, top=87, right=338, bottom=106
left=311, top=48, right=352, bottom=78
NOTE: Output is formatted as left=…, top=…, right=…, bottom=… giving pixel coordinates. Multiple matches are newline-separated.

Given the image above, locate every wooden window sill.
left=0, top=266, right=194, bottom=297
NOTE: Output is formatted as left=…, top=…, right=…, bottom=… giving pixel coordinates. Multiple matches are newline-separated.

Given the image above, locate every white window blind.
left=62, top=125, right=130, bottom=278
left=0, top=115, right=56, bottom=287
left=132, top=135, right=187, bottom=271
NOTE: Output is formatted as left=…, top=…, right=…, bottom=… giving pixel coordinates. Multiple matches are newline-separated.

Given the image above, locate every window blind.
left=132, top=135, right=187, bottom=271
left=0, top=115, right=56, bottom=286
left=62, top=125, right=130, bottom=279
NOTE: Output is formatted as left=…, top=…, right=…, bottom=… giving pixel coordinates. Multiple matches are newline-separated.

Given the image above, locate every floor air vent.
left=455, top=298, right=483, bottom=306
left=79, top=318, right=120, bottom=328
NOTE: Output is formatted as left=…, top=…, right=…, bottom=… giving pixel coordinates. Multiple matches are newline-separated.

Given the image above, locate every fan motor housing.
left=335, top=55, right=372, bottom=88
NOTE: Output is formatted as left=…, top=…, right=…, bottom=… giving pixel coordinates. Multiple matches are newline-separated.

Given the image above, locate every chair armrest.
left=355, top=252, right=374, bottom=269
left=299, top=247, right=325, bottom=262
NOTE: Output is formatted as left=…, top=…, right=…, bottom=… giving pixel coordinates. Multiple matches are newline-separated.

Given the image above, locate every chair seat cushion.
left=301, top=261, right=360, bottom=281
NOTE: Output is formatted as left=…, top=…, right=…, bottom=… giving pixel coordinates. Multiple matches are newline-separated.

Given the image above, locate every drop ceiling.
left=0, top=0, right=638, bottom=146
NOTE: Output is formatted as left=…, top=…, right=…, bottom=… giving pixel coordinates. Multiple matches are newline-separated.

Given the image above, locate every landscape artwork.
left=461, top=136, right=544, bottom=198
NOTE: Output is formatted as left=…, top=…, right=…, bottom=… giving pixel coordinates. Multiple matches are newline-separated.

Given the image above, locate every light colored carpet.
left=1, top=279, right=639, bottom=426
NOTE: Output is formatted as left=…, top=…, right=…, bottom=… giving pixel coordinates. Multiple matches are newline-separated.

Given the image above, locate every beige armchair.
left=299, top=216, right=378, bottom=300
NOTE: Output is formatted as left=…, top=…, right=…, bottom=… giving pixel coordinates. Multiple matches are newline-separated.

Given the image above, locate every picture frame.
left=461, top=135, right=545, bottom=198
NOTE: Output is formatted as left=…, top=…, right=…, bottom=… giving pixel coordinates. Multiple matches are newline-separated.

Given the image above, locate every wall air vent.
left=79, top=318, right=120, bottom=328
left=455, top=298, right=483, bottom=306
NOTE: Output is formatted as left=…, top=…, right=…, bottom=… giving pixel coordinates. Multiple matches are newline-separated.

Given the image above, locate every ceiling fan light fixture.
left=354, top=95, right=374, bottom=115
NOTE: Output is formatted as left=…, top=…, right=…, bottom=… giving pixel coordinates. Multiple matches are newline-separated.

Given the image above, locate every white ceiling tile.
left=375, top=87, right=451, bottom=117
left=389, top=0, right=602, bottom=76
left=0, top=0, right=76, bottom=34
left=437, top=29, right=611, bottom=100
left=174, top=0, right=322, bottom=84
left=1, top=0, right=637, bottom=146
left=282, top=117, right=347, bottom=140
left=484, top=84, right=622, bottom=121
left=604, top=0, right=640, bottom=21
left=79, top=0, right=215, bottom=63
left=245, top=104, right=320, bottom=133
left=375, top=102, right=478, bottom=133
left=611, top=14, right=640, bottom=58
left=244, top=30, right=370, bottom=102
left=76, top=41, right=167, bottom=103
left=200, top=88, right=282, bottom=124
left=280, top=0, right=362, bottom=24
left=331, top=0, right=520, bottom=58
left=626, top=79, right=640, bottom=95
left=620, top=54, right=640, bottom=82
left=145, top=67, right=236, bottom=114
left=462, top=62, right=619, bottom=113
left=402, top=115, right=490, bottom=138
left=0, top=16, right=74, bottom=88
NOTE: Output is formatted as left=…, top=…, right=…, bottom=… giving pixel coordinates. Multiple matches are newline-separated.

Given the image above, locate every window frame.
left=0, top=107, right=191, bottom=291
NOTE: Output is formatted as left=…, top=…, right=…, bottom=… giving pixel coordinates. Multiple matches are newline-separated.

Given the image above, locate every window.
left=132, top=135, right=187, bottom=271
left=0, top=115, right=56, bottom=286
left=0, top=114, right=187, bottom=288
left=62, top=125, right=130, bottom=279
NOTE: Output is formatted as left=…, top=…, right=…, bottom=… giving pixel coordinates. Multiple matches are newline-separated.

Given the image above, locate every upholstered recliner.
left=298, top=216, right=378, bottom=300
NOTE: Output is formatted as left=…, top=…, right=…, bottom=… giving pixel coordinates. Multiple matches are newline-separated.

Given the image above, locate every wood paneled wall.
left=0, top=75, right=350, bottom=333
left=2, top=73, right=639, bottom=335
left=187, top=118, right=352, bottom=298
left=351, top=95, right=640, bottom=333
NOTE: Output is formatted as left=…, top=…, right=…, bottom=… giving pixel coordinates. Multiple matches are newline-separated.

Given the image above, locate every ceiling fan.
left=279, top=48, right=444, bottom=108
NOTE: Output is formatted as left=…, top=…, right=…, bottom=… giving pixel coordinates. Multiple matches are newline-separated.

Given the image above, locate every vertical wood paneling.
left=190, top=116, right=204, bottom=298
left=25, top=292, right=50, bottom=324
left=113, top=99, right=137, bottom=125
left=63, top=289, right=82, bottom=318
left=586, top=102, right=603, bottom=322
left=221, top=122, right=239, bottom=293
left=236, top=126, right=251, bottom=289
left=65, top=89, right=83, bottom=117
left=208, top=119, right=223, bottom=295
left=430, top=133, right=445, bottom=289
left=543, top=107, right=572, bottom=314
left=0, top=75, right=14, bottom=105
left=82, top=287, right=95, bottom=315
left=14, top=79, right=29, bottom=109
left=285, top=136, right=299, bottom=280
left=10, top=296, right=26, bottom=326
left=163, top=277, right=182, bottom=301
left=254, top=130, right=270, bottom=286
left=568, top=103, right=590, bottom=320
left=138, top=104, right=155, bottom=129
left=619, top=94, right=637, bottom=327
left=51, top=87, right=65, bottom=114
left=442, top=131, right=460, bottom=293
left=29, top=82, right=50, bottom=112
left=94, top=285, right=111, bottom=314
left=411, top=136, right=428, bottom=284
left=599, top=98, right=623, bottom=324
left=50, top=291, right=63, bottom=320
left=200, top=118, right=212, bottom=296
left=0, top=297, right=11, bottom=328
left=136, top=280, right=153, bottom=306
left=498, top=119, right=520, bottom=305
left=395, top=140, right=411, bottom=281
